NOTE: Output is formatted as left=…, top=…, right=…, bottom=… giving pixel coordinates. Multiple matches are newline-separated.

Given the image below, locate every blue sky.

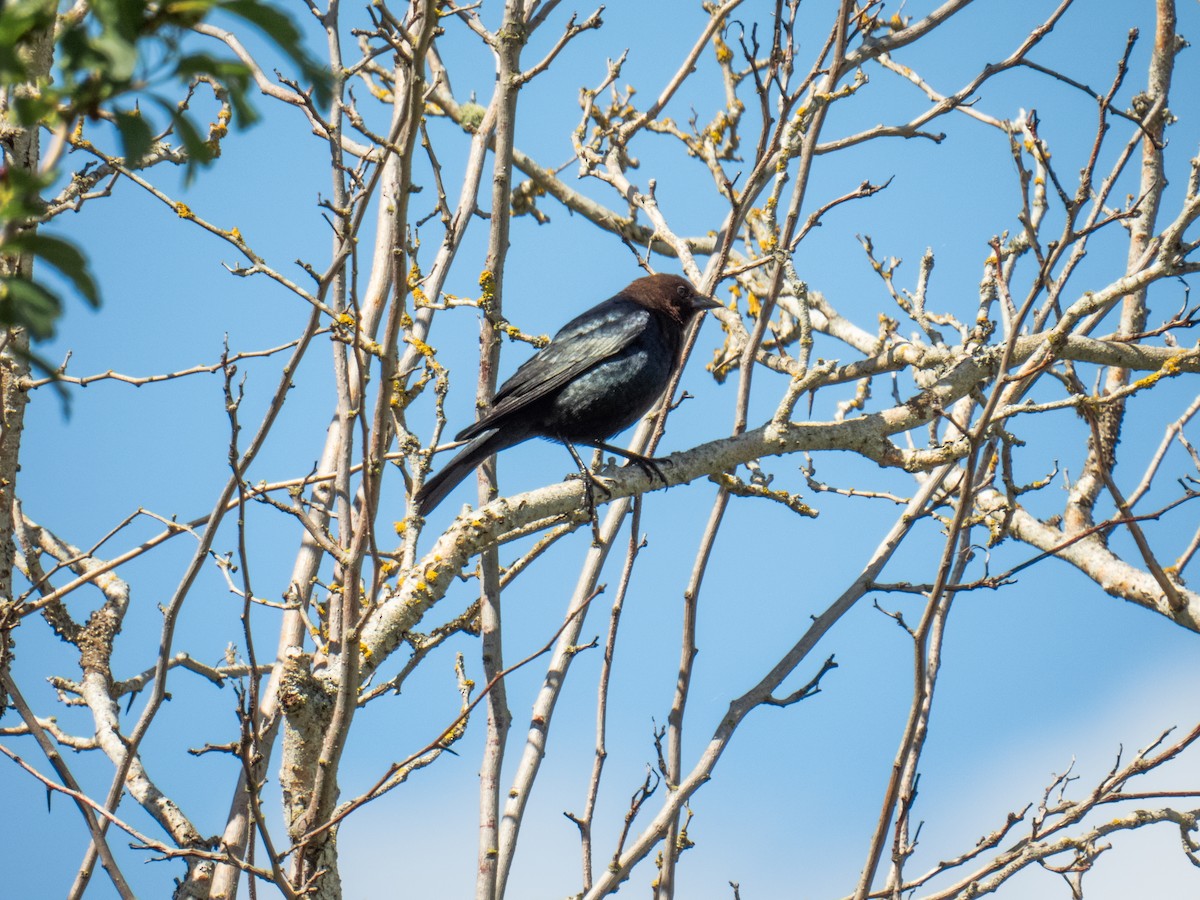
left=6, top=1, right=1200, bottom=898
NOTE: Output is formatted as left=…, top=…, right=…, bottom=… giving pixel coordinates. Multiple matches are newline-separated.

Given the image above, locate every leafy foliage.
left=0, top=0, right=331, bottom=347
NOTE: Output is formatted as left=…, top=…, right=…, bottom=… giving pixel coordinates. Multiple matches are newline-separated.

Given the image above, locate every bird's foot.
left=567, top=468, right=614, bottom=544
left=591, top=441, right=673, bottom=488
left=567, top=468, right=615, bottom=498
left=622, top=453, right=669, bottom=486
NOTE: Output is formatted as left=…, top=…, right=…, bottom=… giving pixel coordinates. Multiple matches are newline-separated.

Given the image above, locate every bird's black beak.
left=690, top=293, right=722, bottom=312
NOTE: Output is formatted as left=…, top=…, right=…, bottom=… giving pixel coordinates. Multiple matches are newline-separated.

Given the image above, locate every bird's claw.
left=567, top=469, right=615, bottom=498
left=626, top=455, right=668, bottom=486
left=569, top=469, right=611, bottom=545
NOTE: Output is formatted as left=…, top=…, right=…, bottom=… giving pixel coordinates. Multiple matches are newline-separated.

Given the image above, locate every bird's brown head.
left=625, top=273, right=721, bottom=324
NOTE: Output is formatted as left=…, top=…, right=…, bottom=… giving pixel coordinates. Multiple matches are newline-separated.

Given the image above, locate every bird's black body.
left=413, top=273, right=717, bottom=515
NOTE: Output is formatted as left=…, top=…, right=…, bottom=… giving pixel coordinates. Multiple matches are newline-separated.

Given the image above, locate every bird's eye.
left=676, top=284, right=689, bottom=298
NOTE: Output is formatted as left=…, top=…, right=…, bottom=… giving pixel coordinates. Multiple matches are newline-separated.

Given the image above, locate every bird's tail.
left=413, top=427, right=511, bottom=517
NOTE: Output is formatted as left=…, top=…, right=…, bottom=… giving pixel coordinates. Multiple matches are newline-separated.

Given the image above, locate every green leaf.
left=0, top=0, right=54, bottom=41
left=88, top=27, right=140, bottom=82
left=114, top=108, right=154, bottom=166
left=172, top=109, right=215, bottom=180
left=161, top=0, right=222, bottom=26
left=0, top=276, right=63, bottom=340
left=0, top=167, right=57, bottom=225
left=0, top=0, right=55, bottom=79
left=89, top=0, right=147, bottom=43
left=145, top=97, right=214, bottom=179
left=225, top=82, right=260, bottom=128
left=10, top=234, right=101, bottom=308
left=10, top=92, right=59, bottom=129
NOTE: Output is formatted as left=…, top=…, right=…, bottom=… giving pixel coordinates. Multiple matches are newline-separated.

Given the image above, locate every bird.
left=413, top=273, right=719, bottom=517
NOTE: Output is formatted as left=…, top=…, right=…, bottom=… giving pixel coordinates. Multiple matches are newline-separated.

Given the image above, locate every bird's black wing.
left=459, top=296, right=651, bottom=440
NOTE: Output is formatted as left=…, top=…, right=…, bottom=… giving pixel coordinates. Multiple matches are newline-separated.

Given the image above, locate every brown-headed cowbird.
left=414, top=273, right=719, bottom=516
